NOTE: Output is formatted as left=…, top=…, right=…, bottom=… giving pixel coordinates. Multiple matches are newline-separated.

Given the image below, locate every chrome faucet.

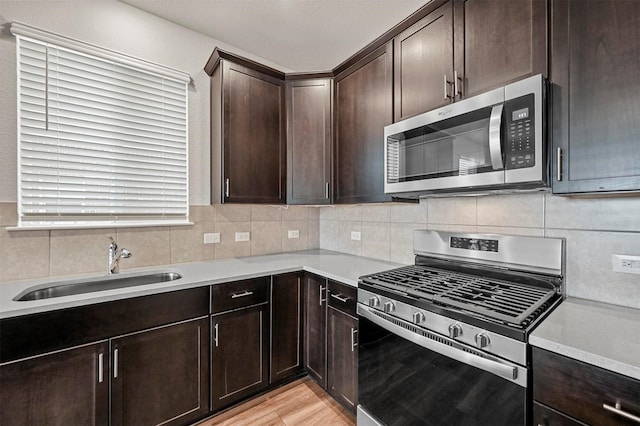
left=107, top=236, right=132, bottom=274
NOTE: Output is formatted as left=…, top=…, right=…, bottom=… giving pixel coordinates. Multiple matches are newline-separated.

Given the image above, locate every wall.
left=318, top=193, right=640, bottom=310
left=0, top=202, right=320, bottom=281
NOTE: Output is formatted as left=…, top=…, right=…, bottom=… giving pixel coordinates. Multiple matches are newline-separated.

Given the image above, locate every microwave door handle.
left=489, top=104, right=504, bottom=170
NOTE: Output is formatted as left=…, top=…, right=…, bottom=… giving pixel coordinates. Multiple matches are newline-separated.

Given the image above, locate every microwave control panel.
left=504, top=94, right=535, bottom=169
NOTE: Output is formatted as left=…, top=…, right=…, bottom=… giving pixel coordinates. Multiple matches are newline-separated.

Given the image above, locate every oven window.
left=358, top=317, right=526, bottom=426
left=387, top=107, right=497, bottom=183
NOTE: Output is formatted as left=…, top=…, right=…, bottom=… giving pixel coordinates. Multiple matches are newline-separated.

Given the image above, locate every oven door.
left=357, top=304, right=528, bottom=426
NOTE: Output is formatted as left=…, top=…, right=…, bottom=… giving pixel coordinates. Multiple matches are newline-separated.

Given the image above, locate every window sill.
left=6, top=220, right=194, bottom=231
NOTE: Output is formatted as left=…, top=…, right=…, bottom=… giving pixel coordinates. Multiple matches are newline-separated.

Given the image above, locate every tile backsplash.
left=0, top=204, right=320, bottom=282
left=1, top=194, right=638, bottom=310
left=319, top=193, right=640, bottom=310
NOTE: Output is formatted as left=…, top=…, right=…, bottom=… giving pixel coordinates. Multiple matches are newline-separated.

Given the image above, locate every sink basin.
left=14, top=272, right=183, bottom=301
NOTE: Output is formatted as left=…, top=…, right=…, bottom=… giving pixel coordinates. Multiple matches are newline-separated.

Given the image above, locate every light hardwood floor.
left=197, top=377, right=356, bottom=426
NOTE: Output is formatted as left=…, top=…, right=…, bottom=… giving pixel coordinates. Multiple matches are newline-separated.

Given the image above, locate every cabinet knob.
left=368, top=296, right=380, bottom=308
left=412, top=311, right=426, bottom=324
left=383, top=301, right=395, bottom=314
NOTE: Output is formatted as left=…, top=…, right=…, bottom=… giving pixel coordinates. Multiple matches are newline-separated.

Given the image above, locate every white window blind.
left=11, top=22, right=191, bottom=229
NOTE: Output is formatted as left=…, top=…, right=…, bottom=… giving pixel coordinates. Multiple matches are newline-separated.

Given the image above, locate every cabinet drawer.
left=327, top=281, right=357, bottom=316
left=533, top=402, right=586, bottom=426
left=211, top=277, right=269, bottom=314
left=533, top=347, right=640, bottom=426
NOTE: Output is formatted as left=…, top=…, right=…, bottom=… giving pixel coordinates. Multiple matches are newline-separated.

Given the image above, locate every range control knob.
left=368, top=296, right=380, bottom=308
left=448, top=323, right=463, bottom=339
left=383, top=301, right=396, bottom=313
left=412, top=311, right=426, bottom=324
left=475, top=332, right=491, bottom=348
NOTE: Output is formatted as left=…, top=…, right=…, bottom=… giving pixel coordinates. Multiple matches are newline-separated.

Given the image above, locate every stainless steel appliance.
left=357, top=230, right=564, bottom=426
left=384, top=74, right=547, bottom=197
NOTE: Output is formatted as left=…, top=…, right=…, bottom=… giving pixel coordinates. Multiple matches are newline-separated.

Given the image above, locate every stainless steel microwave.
left=384, top=74, right=548, bottom=197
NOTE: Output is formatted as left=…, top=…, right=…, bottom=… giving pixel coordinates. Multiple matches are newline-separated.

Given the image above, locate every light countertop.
left=0, top=250, right=402, bottom=319
left=530, top=297, right=640, bottom=380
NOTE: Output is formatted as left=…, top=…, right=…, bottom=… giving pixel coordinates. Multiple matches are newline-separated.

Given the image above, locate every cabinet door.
left=394, top=1, right=454, bottom=121
left=454, top=0, right=547, bottom=98
left=533, top=402, right=587, bottom=426
left=223, top=60, right=286, bottom=203
left=271, top=273, right=303, bottom=383
left=551, top=0, right=640, bottom=194
left=286, top=79, right=332, bottom=204
left=211, top=304, right=269, bottom=410
left=334, top=42, right=393, bottom=204
left=0, top=341, right=109, bottom=426
left=111, top=318, right=209, bottom=426
left=303, top=273, right=327, bottom=387
left=327, top=307, right=358, bottom=413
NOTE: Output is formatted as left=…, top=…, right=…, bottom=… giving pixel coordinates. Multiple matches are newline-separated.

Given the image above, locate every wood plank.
left=198, top=377, right=355, bottom=426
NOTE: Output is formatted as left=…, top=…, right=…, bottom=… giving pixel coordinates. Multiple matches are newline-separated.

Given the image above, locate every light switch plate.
left=204, top=232, right=220, bottom=244
left=612, top=254, right=640, bottom=274
left=288, top=230, right=300, bottom=239
left=351, top=231, right=361, bottom=241
left=235, top=231, right=250, bottom=242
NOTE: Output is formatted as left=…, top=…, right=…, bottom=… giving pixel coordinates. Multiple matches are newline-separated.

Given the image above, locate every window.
left=11, top=22, right=190, bottom=229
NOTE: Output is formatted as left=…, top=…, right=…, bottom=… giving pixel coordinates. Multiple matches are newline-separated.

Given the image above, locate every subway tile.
left=251, top=221, right=282, bottom=256
left=319, top=206, right=340, bottom=220
left=339, top=221, right=362, bottom=256
left=545, top=194, right=640, bottom=232
left=50, top=229, right=115, bottom=277
left=361, top=204, right=390, bottom=223
left=216, top=204, right=252, bottom=222
left=215, top=221, right=252, bottom=259
left=427, top=224, right=476, bottom=233
left=339, top=205, right=362, bottom=221
left=309, top=221, right=320, bottom=249
left=319, top=220, right=340, bottom=251
left=282, top=220, right=309, bottom=252
left=251, top=205, right=282, bottom=222
left=362, top=222, right=390, bottom=261
left=477, top=193, right=544, bottom=228
left=170, top=222, right=215, bottom=264
left=476, top=226, right=544, bottom=237
left=389, top=223, right=421, bottom=265
left=115, top=227, right=171, bottom=270
left=307, top=207, right=320, bottom=221
left=427, top=197, right=476, bottom=225
left=189, top=205, right=216, bottom=223
left=281, top=205, right=309, bottom=221
left=545, top=229, right=640, bottom=309
left=389, top=202, right=427, bottom=224
left=0, top=228, right=50, bottom=282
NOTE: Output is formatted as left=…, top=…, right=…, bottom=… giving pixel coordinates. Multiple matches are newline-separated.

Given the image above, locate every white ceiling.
left=120, top=0, right=428, bottom=72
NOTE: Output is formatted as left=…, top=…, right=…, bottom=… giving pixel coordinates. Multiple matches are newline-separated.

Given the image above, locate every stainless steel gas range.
left=356, top=230, right=565, bottom=426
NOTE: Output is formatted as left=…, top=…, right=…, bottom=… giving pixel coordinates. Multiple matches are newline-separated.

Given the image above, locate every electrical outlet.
left=203, top=232, right=220, bottom=244
left=612, top=254, right=640, bottom=274
left=288, top=229, right=300, bottom=239
left=351, top=231, right=361, bottom=241
left=235, top=231, right=250, bottom=242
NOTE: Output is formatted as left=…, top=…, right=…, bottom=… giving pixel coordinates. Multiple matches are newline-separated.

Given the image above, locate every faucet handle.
left=120, top=248, right=132, bottom=259
left=107, top=235, right=117, bottom=248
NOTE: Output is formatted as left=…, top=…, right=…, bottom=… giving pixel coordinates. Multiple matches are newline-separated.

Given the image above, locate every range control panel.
left=450, top=237, right=499, bottom=252
left=504, top=94, right=535, bottom=169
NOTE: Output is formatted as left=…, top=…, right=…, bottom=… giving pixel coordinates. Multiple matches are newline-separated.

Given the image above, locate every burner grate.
left=362, top=265, right=557, bottom=325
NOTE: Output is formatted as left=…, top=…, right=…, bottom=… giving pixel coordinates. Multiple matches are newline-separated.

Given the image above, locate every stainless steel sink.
left=14, top=272, right=183, bottom=301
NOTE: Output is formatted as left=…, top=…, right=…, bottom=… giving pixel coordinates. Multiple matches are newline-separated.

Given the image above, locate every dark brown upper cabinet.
left=286, top=78, right=332, bottom=204
left=394, top=0, right=547, bottom=121
left=551, top=0, right=640, bottom=194
left=455, top=0, right=548, bottom=99
left=394, top=1, right=454, bottom=121
left=334, top=42, right=393, bottom=204
left=206, top=49, right=286, bottom=204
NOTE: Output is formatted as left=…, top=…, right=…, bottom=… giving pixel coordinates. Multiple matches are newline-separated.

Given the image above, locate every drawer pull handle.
left=98, top=353, right=104, bottom=383
left=214, top=323, right=219, bottom=347
left=351, top=328, right=358, bottom=352
left=231, top=291, right=253, bottom=299
left=113, top=348, right=118, bottom=379
left=319, top=286, right=326, bottom=306
left=603, top=401, right=640, bottom=423
left=330, top=293, right=350, bottom=303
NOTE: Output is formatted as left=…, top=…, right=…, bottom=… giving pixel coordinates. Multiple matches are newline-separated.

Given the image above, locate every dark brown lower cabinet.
left=303, top=273, right=327, bottom=387
left=271, top=273, right=303, bottom=383
left=327, top=306, right=358, bottom=412
left=0, top=341, right=109, bottom=426
left=533, top=402, right=587, bottom=426
left=211, top=304, right=269, bottom=410
left=111, top=318, right=210, bottom=426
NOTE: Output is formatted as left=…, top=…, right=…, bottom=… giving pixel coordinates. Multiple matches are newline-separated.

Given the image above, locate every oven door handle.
left=358, top=305, right=525, bottom=387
